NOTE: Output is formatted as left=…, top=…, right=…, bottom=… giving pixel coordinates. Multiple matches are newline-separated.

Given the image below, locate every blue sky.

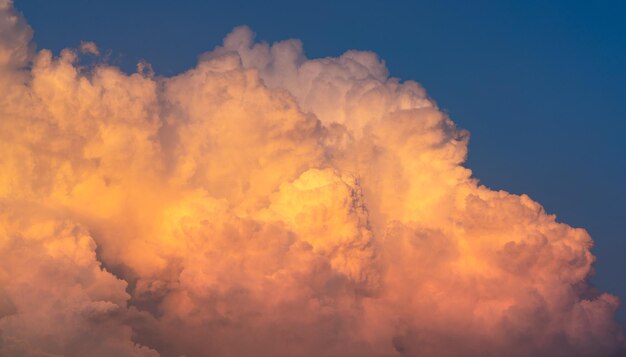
left=15, top=0, right=626, bottom=325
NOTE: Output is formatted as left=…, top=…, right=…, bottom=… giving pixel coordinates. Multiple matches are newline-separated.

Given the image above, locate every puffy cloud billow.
left=0, top=2, right=624, bottom=356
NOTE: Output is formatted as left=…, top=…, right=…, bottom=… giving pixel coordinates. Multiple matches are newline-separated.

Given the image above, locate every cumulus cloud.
left=0, top=2, right=624, bottom=356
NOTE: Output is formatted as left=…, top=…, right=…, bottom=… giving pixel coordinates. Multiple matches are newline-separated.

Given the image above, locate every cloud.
left=0, top=3, right=624, bottom=356
left=80, top=41, right=99, bottom=56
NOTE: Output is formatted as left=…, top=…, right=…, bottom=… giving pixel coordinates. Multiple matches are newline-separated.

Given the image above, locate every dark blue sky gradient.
left=14, top=0, right=626, bottom=326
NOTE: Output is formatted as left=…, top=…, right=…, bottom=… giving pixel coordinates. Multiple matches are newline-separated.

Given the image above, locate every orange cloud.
left=0, top=2, right=624, bottom=356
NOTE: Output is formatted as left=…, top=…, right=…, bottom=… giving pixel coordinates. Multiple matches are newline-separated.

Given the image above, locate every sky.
left=7, top=0, right=626, bottom=348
